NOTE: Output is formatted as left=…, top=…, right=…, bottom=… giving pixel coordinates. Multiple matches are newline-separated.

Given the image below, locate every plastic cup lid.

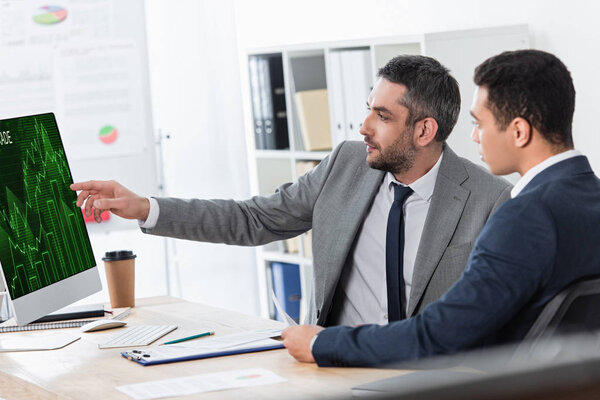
left=102, top=250, right=137, bottom=261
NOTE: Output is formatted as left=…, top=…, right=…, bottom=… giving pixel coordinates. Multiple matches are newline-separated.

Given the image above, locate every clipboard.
left=122, top=338, right=284, bottom=366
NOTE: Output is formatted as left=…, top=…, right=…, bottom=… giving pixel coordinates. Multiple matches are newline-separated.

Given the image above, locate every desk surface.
left=0, top=296, right=408, bottom=399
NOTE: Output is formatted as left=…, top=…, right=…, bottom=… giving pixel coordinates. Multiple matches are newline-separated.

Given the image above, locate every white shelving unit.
left=239, top=25, right=529, bottom=320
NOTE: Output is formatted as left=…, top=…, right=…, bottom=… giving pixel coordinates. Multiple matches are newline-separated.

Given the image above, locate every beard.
left=366, top=129, right=417, bottom=175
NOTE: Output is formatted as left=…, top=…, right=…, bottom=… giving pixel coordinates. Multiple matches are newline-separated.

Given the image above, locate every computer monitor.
left=0, top=113, right=101, bottom=325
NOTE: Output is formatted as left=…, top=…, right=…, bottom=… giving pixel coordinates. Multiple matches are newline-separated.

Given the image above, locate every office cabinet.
left=240, top=25, right=528, bottom=320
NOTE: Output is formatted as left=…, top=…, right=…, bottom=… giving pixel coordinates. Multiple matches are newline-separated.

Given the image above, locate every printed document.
left=271, top=290, right=298, bottom=327
left=168, top=327, right=283, bottom=350
left=117, top=368, right=286, bottom=400
left=0, top=332, right=79, bottom=352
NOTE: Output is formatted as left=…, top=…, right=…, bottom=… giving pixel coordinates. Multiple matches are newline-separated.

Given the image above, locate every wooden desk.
left=0, top=296, right=408, bottom=399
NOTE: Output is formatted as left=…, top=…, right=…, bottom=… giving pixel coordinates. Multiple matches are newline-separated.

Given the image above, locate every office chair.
left=358, top=277, right=600, bottom=399
left=523, top=275, right=600, bottom=344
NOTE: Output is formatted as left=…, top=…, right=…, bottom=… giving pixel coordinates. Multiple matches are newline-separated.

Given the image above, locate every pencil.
left=159, top=331, right=215, bottom=345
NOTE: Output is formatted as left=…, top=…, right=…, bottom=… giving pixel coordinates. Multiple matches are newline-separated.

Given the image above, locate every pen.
left=159, top=331, right=215, bottom=345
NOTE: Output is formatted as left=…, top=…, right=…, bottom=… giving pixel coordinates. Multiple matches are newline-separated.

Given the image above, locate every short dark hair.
left=473, top=49, right=575, bottom=148
left=377, top=55, right=460, bottom=142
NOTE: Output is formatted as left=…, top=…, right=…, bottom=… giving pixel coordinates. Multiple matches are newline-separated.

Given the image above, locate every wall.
left=233, top=0, right=600, bottom=173
left=142, top=0, right=258, bottom=315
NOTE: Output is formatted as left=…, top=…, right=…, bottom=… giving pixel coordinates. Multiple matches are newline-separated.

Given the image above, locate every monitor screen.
left=0, top=113, right=100, bottom=325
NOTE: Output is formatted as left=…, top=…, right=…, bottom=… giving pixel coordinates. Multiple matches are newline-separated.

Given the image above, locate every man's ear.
left=510, top=117, right=532, bottom=148
left=415, top=117, right=439, bottom=147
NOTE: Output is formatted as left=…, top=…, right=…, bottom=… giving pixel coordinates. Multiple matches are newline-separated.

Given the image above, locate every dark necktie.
left=386, top=184, right=413, bottom=322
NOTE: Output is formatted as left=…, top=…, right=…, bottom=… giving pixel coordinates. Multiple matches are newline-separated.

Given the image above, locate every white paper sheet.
left=0, top=332, right=79, bottom=351
left=167, top=328, right=283, bottom=350
left=116, top=368, right=286, bottom=400
left=271, top=290, right=298, bottom=327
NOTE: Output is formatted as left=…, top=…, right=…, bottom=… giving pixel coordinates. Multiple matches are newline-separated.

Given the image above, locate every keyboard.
left=98, top=325, right=177, bottom=349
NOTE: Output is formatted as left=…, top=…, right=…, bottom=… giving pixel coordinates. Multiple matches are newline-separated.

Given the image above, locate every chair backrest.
left=524, top=276, right=600, bottom=343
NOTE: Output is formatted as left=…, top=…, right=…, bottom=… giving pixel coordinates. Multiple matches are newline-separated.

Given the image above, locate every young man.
left=282, top=49, right=600, bottom=367
left=72, top=56, right=509, bottom=330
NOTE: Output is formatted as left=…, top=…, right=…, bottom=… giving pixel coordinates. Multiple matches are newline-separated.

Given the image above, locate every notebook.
left=0, top=307, right=130, bottom=333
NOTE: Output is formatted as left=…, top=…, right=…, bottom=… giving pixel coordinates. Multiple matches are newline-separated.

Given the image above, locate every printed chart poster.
left=55, top=40, right=147, bottom=159
left=0, top=46, right=56, bottom=120
left=0, top=0, right=115, bottom=121
left=0, top=114, right=95, bottom=299
left=0, top=0, right=114, bottom=47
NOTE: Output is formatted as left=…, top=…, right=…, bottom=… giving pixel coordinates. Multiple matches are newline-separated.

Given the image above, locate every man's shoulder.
left=461, top=157, right=510, bottom=189
left=440, top=146, right=511, bottom=192
left=327, top=140, right=370, bottom=169
left=517, top=170, right=597, bottom=210
left=317, top=141, right=379, bottom=184
left=334, top=140, right=365, bottom=158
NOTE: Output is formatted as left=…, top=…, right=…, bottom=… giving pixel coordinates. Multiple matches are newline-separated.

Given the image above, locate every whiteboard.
left=0, top=0, right=157, bottom=231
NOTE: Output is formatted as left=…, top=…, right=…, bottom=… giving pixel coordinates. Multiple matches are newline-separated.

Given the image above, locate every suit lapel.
left=407, top=147, right=470, bottom=316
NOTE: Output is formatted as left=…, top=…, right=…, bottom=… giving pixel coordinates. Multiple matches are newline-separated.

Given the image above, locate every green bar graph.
left=0, top=114, right=96, bottom=299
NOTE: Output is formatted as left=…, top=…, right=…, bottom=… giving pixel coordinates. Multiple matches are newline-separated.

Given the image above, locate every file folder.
left=271, top=262, right=301, bottom=323
left=294, top=89, right=332, bottom=151
left=248, top=54, right=289, bottom=150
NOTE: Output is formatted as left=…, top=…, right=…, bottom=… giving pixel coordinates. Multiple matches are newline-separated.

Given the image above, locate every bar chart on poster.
left=0, top=0, right=157, bottom=230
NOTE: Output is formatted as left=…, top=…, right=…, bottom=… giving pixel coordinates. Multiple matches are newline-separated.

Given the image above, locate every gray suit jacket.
left=143, top=141, right=511, bottom=325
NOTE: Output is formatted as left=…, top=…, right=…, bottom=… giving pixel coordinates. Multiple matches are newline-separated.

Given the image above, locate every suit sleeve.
left=312, top=197, right=557, bottom=367
left=141, top=142, right=346, bottom=246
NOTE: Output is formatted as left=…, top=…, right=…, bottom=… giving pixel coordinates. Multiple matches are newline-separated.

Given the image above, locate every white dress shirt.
left=334, top=153, right=443, bottom=326
left=139, top=197, right=160, bottom=229
left=511, top=149, right=582, bottom=198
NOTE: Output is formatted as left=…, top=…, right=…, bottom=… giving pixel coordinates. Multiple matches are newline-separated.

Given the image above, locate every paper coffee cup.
left=103, top=250, right=136, bottom=308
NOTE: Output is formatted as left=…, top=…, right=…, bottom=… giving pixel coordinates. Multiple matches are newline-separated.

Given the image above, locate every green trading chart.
left=0, top=113, right=95, bottom=300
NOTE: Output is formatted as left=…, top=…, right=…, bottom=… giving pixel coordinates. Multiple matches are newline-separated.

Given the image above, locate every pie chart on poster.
left=98, top=126, right=118, bottom=144
left=33, top=6, right=68, bottom=25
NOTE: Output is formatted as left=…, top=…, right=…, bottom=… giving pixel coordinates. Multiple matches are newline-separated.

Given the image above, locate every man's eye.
left=378, top=113, right=388, bottom=121
left=471, top=120, right=480, bottom=127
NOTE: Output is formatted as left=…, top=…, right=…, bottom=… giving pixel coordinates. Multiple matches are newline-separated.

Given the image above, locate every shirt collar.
left=511, top=149, right=582, bottom=198
left=386, top=152, right=444, bottom=202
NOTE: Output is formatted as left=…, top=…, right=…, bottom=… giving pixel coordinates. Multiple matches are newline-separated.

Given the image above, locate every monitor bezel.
left=2, top=267, right=101, bottom=325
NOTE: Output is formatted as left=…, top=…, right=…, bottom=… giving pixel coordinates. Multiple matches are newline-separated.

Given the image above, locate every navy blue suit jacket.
left=313, top=156, right=600, bottom=367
